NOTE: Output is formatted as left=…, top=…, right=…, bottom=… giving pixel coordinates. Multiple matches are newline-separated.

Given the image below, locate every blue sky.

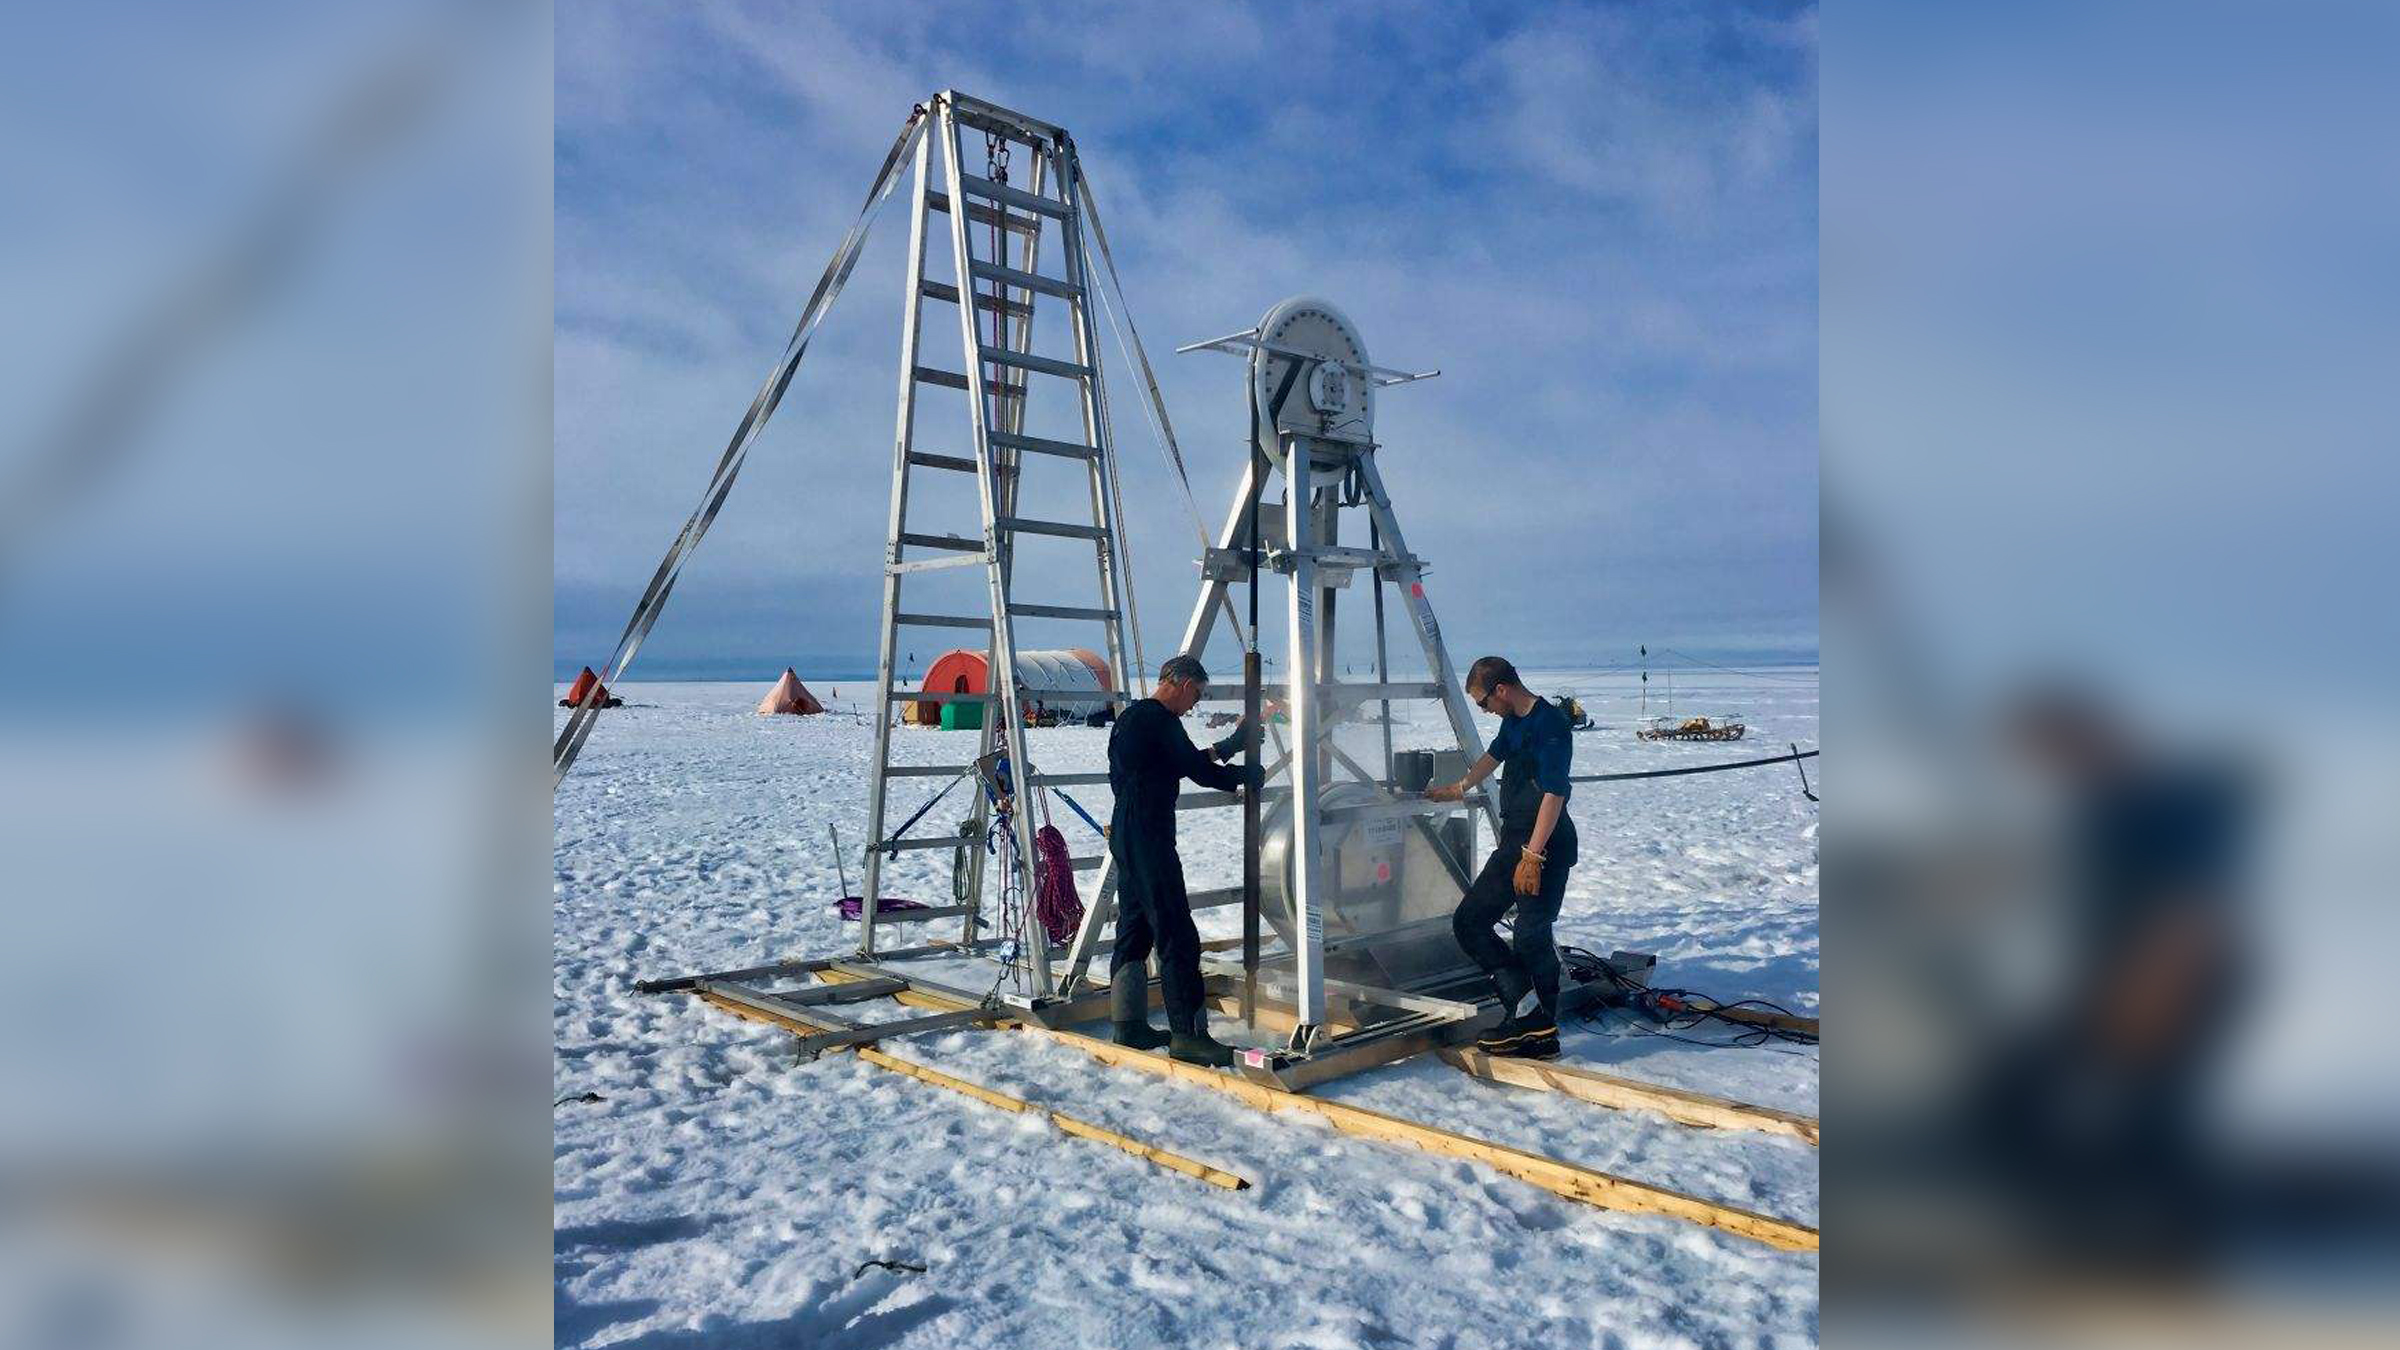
left=555, top=0, right=1817, bottom=680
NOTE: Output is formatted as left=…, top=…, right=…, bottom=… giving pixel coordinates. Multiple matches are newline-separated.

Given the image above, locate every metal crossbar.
left=694, top=981, right=999, bottom=1057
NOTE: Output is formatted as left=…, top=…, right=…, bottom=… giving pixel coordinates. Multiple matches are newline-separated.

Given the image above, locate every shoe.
left=1477, top=1010, right=1556, bottom=1054
left=1476, top=1015, right=1527, bottom=1051
left=1495, top=1027, right=1561, bottom=1060
left=1476, top=1014, right=1532, bottom=1052
left=1168, top=1031, right=1236, bottom=1068
left=1113, top=1020, right=1169, bottom=1050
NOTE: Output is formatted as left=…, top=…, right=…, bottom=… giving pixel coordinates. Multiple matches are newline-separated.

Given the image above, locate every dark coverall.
left=1971, top=763, right=2246, bottom=1265
left=1107, top=698, right=1247, bottom=1035
left=1452, top=697, right=1579, bottom=1018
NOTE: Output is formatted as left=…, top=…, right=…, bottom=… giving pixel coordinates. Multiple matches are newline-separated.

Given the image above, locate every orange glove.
left=1424, top=782, right=1464, bottom=803
left=1513, top=849, right=1543, bottom=896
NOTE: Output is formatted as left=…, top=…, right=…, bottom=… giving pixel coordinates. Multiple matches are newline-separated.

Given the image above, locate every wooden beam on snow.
left=1051, top=1028, right=1818, bottom=1252
left=811, top=968, right=1817, bottom=1251
left=1439, top=1048, right=1819, bottom=1147
left=692, top=987, right=1249, bottom=1191
left=854, top=1042, right=1249, bottom=1191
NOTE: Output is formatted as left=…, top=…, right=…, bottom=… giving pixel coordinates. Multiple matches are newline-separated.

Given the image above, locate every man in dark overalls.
left=1425, top=655, right=1577, bottom=1059
left=1107, top=654, right=1261, bottom=1066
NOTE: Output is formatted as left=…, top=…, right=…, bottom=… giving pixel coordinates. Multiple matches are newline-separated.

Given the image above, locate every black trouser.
left=1452, top=831, right=1569, bottom=1019
left=1109, top=843, right=1207, bottom=1035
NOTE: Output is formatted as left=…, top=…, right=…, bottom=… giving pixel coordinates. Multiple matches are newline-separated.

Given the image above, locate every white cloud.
left=556, top=2, right=1819, bottom=669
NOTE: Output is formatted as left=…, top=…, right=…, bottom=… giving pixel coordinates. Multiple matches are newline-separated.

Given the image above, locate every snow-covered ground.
left=555, top=669, right=1819, bottom=1348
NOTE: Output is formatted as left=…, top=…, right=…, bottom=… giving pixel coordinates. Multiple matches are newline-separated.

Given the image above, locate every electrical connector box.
left=1606, top=951, right=1657, bottom=987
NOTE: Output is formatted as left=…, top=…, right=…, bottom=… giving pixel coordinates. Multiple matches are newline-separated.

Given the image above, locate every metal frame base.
left=641, top=944, right=1650, bottom=1093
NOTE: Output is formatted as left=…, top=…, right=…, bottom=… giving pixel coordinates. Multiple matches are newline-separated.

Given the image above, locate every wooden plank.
left=812, top=970, right=1817, bottom=1251
left=692, top=990, right=1248, bottom=1191
left=1051, top=1029, right=1818, bottom=1252
left=856, top=1046, right=1248, bottom=1191
left=1440, top=1049, right=1819, bottom=1147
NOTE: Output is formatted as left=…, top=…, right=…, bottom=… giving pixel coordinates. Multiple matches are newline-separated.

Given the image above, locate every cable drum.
left=1256, top=782, right=1478, bottom=991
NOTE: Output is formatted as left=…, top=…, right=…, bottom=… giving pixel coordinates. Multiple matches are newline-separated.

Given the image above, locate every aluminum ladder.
left=857, top=92, right=1140, bottom=1001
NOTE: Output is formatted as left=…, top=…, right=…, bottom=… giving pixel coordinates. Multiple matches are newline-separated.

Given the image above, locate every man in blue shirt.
left=1425, top=656, right=1577, bottom=1059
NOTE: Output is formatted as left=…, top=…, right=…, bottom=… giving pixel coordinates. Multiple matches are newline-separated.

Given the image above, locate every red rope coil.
left=1031, top=822, right=1084, bottom=946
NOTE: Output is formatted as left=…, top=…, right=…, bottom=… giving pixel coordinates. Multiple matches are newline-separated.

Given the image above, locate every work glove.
left=1512, top=849, right=1543, bottom=896
left=1214, top=717, right=1256, bottom=762
left=1423, top=782, right=1464, bottom=803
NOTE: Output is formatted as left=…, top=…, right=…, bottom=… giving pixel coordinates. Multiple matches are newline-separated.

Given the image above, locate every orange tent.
left=756, top=668, right=826, bottom=716
left=908, top=647, right=1114, bottom=725
left=560, top=666, right=622, bottom=708
left=912, top=648, right=987, bottom=725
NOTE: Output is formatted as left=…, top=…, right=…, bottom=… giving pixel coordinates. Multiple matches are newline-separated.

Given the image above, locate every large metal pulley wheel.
left=1249, top=296, right=1376, bottom=476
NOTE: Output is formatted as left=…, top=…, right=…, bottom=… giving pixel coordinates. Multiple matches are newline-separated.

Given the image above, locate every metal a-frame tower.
left=588, top=98, right=1628, bottom=1092
left=1059, top=297, right=1533, bottom=1081
left=854, top=92, right=1142, bottom=1000
left=608, top=101, right=1815, bottom=1248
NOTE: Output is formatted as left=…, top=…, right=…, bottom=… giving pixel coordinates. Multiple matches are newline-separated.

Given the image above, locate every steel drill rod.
left=1241, top=376, right=1267, bottom=1028
left=1242, top=648, right=1263, bottom=1025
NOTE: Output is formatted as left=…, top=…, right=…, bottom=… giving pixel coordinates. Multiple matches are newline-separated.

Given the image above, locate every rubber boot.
left=1476, top=1015, right=1532, bottom=1053
left=1110, top=966, right=1168, bottom=1051
left=1491, top=1010, right=1560, bottom=1059
left=1477, top=981, right=1540, bottom=1052
left=1168, top=1029, right=1236, bottom=1068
